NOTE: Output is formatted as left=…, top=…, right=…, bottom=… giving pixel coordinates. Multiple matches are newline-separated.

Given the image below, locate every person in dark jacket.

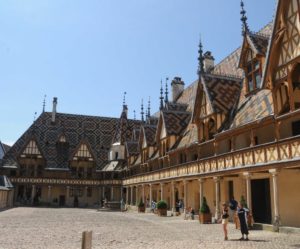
left=237, top=202, right=249, bottom=241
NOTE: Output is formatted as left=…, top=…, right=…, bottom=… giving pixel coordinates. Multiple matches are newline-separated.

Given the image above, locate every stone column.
left=142, top=184, right=145, bottom=203
left=160, top=183, right=164, bottom=201
left=110, top=186, right=114, bottom=201
left=130, top=186, right=134, bottom=205
left=199, top=178, right=205, bottom=208
left=149, top=184, right=153, bottom=205
left=214, top=177, right=220, bottom=220
left=31, top=185, right=36, bottom=205
left=183, top=180, right=187, bottom=214
left=171, top=181, right=175, bottom=213
left=135, top=186, right=138, bottom=205
left=269, top=169, right=280, bottom=231
left=120, top=186, right=123, bottom=202
left=126, top=186, right=129, bottom=205
left=243, top=172, right=252, bottom=210
left=102, top=186, right=105, bottom=199
left=47, top=185, right=52, bottom=204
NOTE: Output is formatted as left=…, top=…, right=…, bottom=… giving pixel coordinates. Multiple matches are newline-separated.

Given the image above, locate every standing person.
left=237, top=202, right=249, bottom=241
left=221, top=203, right=229, bottom=241
left=229, top=196, right=238, bottom=227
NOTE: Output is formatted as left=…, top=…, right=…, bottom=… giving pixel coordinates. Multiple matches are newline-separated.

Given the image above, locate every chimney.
left=171, top=77, right=185, bottom=101
left=51, top=97, right=57, bottom=123
left=203, top=51, right=215, bottom=73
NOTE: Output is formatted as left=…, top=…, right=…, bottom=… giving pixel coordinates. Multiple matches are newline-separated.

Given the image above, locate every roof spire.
left=42, top=94, right=46, bottom=113
left=141, top=99, right=144, bottom=122
left=133, top=110, right=136, bottom=120
left=240, top=0, right=250, bottom=35
left=165, top=77, right=169, bottom=104
left=147, top=96, right=151, bottom=119
left=123, top=91, right=127, bottom=106
left=197, top=37, right=204, bottom=77
left=160, top=79, right=164, bottom=110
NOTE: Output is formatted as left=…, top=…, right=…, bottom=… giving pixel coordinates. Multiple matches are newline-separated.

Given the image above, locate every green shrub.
left=156, top=200, right=167, bottom=209
left=240, top=195, right=248, bottom=209
left=138, top=198, right=145, bottom=208
left=200, top=197, right=210, bottom=214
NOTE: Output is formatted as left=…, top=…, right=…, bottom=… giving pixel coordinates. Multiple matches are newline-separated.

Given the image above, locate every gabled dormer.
left=139, top=124, right=157, bottom=164
left=238, top=1, right=269, bottom=95
left=20, top=139, right=43, bottom=159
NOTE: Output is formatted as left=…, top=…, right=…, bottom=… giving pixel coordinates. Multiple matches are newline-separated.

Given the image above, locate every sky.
left=0, top=0, right=276, bottom=145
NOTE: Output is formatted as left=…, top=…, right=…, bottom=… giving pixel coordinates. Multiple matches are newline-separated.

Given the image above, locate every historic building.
left=1, top=0, right=300, bottom=230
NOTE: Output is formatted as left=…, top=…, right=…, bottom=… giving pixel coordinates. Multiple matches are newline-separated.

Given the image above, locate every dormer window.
left=245, top=51, right=261, bottom=93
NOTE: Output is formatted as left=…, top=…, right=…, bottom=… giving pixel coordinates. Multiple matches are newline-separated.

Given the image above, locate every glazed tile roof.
left=230, top=89, right=274, bottom=129
left=165, top=102, right=188, bottom=112
left=143, top=125, right=157, bottom=147
left=175, top=124, right=198, bottom=150
left=162, top=110, right=191, bottom=136
left=176, top=80, right=198, bottom=112
left=247, top=32, right=269, bottom=55
left=125, top=141, right=140, bottom=156
left=2, top=112, right=121, bottom=170
left=202, top=73, right=242, bottom=114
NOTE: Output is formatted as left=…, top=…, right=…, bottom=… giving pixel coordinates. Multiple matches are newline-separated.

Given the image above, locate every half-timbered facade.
left=1, top=0, right=299, bottom=230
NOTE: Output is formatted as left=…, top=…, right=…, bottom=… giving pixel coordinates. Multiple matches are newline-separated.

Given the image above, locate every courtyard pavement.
left=0, top=207, right=300, bottom=249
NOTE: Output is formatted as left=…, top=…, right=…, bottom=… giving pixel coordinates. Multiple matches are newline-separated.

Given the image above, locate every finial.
left=33, top=112, right=37, bottom=122
left=165, top=77, right=169, bottom=104
left=160, top=79, right=164, bottom=110
left=141, top=99, right=144, bottom=122
left=133, top=110, right=136, bottom=120
left=197, top=37, right=204, bottom=77
left=240, top=0, right=249, bottom=35
left=123, top=92, right=127, bottom=106
left=147, top=96, right=151, bottom=119
left=42, top=95, right=46, bottom=113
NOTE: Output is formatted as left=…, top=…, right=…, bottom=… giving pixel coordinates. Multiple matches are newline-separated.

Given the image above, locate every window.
left=245, top=50, right=261, bottom=93
left=73, top=143, right=93, bottom=161
left=87, top=187, right=92, bottom=197
left=292, top=121, right=300, bottom=136
left=115, top=152, right=118, bottom=160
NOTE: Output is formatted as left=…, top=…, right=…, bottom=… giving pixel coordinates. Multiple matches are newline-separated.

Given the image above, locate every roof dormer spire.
left=147, top=96, right=151, bottom=119
left=160, top=80, right=164, bottom=110
left=240, top=0, right=250, bottom=35
left=165, top=77, right=169, bottom=104
left=197, top=38, right=204, bottom=77
left=141, top=99, right=145, bottom=122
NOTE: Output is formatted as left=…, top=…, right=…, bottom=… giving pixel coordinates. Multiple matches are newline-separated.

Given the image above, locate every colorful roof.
left=202, top=73, right=242, bottom=114
left=2, top=112, right=120, bottom=170
left=162, top=110, right=191, bottom=136
left=143, top=125, right=157, bottom=147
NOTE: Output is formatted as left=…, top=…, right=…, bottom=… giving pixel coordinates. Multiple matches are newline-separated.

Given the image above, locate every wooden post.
left=81, top=231, right=92, bottom=249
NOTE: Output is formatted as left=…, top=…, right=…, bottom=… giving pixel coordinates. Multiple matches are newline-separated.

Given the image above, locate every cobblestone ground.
left=0, top=207, right=300, bottom=249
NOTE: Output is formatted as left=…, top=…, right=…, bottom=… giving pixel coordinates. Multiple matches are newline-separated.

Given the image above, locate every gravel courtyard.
left=0, top=207, right=300, bottom=249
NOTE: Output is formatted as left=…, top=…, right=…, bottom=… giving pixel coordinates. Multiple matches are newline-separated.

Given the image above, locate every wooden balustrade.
left=124, top=136, right=300, bottom=185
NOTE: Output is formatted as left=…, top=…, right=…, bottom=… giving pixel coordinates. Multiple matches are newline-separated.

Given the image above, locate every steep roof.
left=202, top=73, right=242, bottom=115
left=125, top=141, right=139, bottom=156
left=229, top=89, right=274, bottom=129
left=143, top=125, right=157, bottom=147
left=2, top=112, right=120, bottom=170
left=162, top=110, right=191, bottom=136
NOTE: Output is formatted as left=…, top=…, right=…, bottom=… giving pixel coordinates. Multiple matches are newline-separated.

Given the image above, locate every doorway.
left=251, top=179, right=272, bottom=224
left=59, top=195, right=65, bottom=207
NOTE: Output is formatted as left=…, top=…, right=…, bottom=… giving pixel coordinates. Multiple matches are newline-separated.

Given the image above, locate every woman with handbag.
left=221, top=202, right=229, bottom=240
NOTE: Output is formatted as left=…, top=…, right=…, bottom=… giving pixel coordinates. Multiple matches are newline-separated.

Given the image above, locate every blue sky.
left=0, top=0, right=276, bottom=145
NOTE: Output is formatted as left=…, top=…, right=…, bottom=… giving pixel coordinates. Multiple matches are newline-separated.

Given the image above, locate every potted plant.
left=138, top=198, right=145, bottom=213
left=199, top=197, right=212, bottom=224
left=156, top=200, right=168, bottom=216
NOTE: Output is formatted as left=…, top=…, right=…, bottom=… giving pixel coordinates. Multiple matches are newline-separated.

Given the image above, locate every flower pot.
left=199, top=213, right=212, bottom=224
left=138, top=206, right=145, bottom=213
left=157, top=208, right=167, bottom=216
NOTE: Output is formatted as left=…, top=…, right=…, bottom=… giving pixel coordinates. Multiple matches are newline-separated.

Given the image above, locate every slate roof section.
left=162, top=111, right=191, bottom=136
left=125, top=141, right=140, bottom=156
left=143, top=125, right=157, bottom=147
left=230, top=89, right=274, bottom=129
left=175, top=124, right=198, bottom=150
left=1, top=112, right=121, bottom=170
left=202, top=73, right=242, bottom=114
